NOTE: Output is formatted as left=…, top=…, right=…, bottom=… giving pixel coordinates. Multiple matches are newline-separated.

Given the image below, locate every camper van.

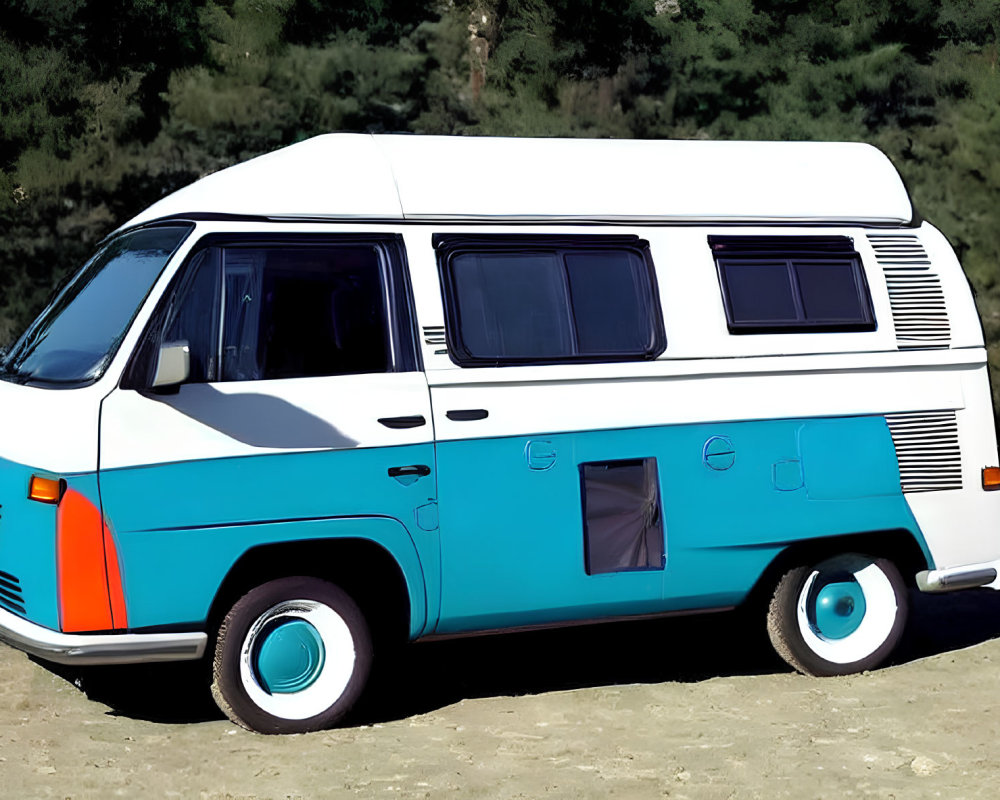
left=1, top=134, right=998, bottom=733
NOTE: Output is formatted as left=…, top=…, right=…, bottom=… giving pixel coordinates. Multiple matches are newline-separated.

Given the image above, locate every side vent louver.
left=422, top=325, right=448, bottom=354
left=886, top=411, right=963, bottom=493
left=867, top=234, right=950, bottom=349
left=0, top=569, right=25, bottom=616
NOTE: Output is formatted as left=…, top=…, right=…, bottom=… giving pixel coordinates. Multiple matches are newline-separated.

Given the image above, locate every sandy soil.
left=2, top=589, right=1000, bottom=799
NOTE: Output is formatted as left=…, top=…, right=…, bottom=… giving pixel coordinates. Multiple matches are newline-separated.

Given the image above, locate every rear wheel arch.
left=745, top=528, right=929, bottom=611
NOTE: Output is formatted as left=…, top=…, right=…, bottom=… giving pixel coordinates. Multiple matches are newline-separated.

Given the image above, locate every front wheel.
left=766, top=553, right=908, bottom=676
left=211, top=577, right=372, bottom=734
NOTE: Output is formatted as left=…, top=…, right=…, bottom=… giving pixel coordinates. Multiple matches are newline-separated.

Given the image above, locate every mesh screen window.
left=580, top=457, right=665, bottom=575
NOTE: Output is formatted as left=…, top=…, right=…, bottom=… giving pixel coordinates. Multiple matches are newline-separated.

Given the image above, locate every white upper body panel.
left=0, top=379, right=103, bottom=473
left=401, top=221, right=985, bottom=373
left=3, top=214, right=985, bottom=471
left=123, top=134, right=915, bottom=228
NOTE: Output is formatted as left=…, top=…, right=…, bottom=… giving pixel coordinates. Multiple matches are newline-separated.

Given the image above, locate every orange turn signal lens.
left=28, top=475, right=63, bottom=504
left=983, top=467, right=1000, bottom=491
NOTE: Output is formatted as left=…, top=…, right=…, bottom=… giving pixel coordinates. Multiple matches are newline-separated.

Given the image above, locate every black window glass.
left=221, top=249, right=266, bottom=380
left=796, top=261, right=867, bottom=321
left=565, top=252, right=653, bottom=353
left=581, top=458, right=664, bottom=575
left=438, top=236, right=665, bottom=366
left=163, top=249, right=221, bottom=382
left=720, top=261, right=797, bottom=324
left=710, top=236, right=875, bottom=334
left=451, top=252, right=573, bottom=359
left=153, top=243, right=390, bottom=384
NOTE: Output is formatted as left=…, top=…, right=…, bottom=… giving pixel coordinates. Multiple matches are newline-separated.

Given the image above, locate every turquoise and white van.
left=1, top=135, right=998, bottom=733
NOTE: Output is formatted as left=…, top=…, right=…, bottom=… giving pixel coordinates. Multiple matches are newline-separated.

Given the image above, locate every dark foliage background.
left=2, top=0, right=999, bottom=393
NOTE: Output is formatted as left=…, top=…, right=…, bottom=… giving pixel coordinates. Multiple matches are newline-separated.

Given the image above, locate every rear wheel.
left=211, top=576, right=372, bottom=733
left=766, top=553, right=908, bottom=676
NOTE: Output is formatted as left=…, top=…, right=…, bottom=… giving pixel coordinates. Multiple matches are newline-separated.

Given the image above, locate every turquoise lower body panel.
left=0, top=457, right=61, bottom=630
left=5, top=413, right=932, bottom=645
left=98, top=443, right=438, bottom=635
left=434, top=414, right=927, bottom=634
left=0, top=458, right=102, bottom=631
left=113, top=515, right=427, bottom=635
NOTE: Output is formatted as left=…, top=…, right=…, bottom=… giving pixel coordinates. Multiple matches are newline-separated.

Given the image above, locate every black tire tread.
left=766, top=565, right=818, bottom=675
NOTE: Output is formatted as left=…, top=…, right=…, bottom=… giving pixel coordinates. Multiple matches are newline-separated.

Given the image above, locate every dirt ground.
left=2, top=589, right=1000, bottom=799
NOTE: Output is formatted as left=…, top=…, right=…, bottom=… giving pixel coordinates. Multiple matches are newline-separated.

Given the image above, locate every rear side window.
left=710, top=236, right=876, bottom=334
left=435, top=235, right=666, bottom=366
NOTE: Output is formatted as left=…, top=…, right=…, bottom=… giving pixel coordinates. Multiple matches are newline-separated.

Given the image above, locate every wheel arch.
left=206, top=536, right=416, bottom=652
left=745, top=528, right=929, bottom=612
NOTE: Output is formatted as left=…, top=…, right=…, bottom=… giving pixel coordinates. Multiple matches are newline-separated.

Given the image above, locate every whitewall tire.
left=211, top=577, right=372, bottom=733
left=767, top=553, right=908, bottom=676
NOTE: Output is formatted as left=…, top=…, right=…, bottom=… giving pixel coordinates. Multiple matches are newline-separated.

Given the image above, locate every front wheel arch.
left=206, top=536, right=415, bottom=655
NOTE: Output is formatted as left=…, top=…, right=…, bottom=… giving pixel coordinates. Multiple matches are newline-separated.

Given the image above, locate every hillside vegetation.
left=2, top=0, right=999, bottom=389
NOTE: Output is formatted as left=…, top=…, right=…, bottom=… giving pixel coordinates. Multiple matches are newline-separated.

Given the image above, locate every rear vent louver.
left=885, top=411, right=963, bottom=493
left=0, top=570, right=25, bottom=616
left=867, top=234, right=951, bottom=349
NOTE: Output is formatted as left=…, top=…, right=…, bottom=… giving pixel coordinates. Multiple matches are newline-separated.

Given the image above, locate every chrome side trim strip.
left=0, top=606, right=206, bottom=665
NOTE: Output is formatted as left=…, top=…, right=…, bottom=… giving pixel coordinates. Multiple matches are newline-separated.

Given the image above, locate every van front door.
left=97, top=235, right=438, bottom=633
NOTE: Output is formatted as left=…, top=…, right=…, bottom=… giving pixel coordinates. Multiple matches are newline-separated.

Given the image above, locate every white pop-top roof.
left=124, top=133, right=915, bottom=228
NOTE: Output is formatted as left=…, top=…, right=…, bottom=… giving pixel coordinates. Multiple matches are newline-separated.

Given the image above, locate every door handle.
left=378, top=415, right=426, bottom=429
left=446, top=409, right=489, bottom=421
left=387, top=464, right=432, bottom=478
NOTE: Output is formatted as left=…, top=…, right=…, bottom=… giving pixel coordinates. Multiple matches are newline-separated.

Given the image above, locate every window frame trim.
left=434, top=233, right=667, bottom=367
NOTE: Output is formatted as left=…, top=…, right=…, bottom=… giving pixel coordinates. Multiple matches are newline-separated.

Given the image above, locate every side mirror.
left=152, top=341, right=190, bottom=389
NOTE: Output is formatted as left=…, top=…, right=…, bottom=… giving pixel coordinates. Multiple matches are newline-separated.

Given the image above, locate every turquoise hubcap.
left=254, top=619, right=326, bottom=694
left=812, top=579, right=867, bottom=640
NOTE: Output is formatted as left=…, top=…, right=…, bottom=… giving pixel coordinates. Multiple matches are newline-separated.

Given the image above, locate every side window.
left=710, top=235, right=876, bottom=334
left=435, top=235, right=666, bottom=366
left=214, top=246, right=389, bottom=380
left=126, top=238, right=406, bottom=388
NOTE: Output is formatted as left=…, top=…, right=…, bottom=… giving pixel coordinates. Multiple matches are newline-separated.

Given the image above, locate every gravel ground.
left=2, top=589, right=1000, bottom=799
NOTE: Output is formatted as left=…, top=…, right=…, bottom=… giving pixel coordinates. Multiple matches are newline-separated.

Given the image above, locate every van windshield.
left=0, top=225, right=192, bottom=387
